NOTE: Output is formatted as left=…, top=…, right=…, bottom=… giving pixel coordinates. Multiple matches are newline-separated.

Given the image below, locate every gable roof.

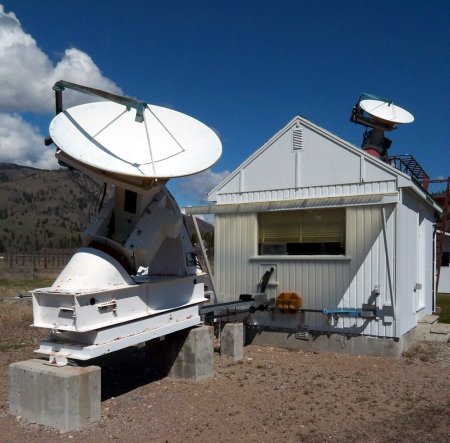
left=208, top=115, right=439, bottom=212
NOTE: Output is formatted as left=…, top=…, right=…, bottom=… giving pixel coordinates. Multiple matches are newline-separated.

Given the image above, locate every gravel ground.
left=1, top=299, right=449, bottom=443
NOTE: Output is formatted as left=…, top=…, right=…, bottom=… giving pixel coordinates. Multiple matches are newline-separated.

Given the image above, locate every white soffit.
left=186, top=192, right=399, bottom=215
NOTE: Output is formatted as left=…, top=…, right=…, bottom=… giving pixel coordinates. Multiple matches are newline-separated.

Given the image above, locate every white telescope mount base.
left=37, top=304, right=202, bottom=367
left=31, top=82, right=220, bottom=368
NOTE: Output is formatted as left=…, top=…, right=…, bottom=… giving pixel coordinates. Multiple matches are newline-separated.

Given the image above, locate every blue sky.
left=0, top=1, right=449, bottom=206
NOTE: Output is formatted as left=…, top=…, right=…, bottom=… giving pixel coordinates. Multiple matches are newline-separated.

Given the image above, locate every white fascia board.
left=407, top=185, right=443, bottom=213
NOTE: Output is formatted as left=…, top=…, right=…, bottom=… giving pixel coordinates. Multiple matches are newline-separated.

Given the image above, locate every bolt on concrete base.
left=221, top=323, right=244, bottom=361
left=9, top=359, right=101, bottom=431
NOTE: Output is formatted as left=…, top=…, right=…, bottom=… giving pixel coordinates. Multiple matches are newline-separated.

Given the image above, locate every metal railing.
left=382, top=154, right=430, bottom=190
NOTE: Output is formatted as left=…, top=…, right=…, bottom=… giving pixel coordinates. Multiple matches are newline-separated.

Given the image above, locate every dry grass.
left=0, top=278, right=52, bottom=343
left=402, top=342, right=439, bottom=362
left=0, top=278, right=53, bottom=299
left=0, top=301, right=33, bottom=337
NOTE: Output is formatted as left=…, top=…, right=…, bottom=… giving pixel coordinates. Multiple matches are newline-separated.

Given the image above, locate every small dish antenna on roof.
left=359, top=98, right=414, bottom=125
left=350, top=93, right=414, bottom=157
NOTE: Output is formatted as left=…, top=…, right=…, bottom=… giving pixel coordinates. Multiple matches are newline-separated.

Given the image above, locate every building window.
left=443, top=252, right=449, bottom=267
left=258, top=208, right=346, bottom=255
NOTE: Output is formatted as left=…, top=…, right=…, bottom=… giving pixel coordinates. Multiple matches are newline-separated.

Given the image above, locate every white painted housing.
left=187, top=116, right=441, bottom=339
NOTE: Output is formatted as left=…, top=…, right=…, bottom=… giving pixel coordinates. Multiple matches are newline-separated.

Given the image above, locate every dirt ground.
left=0, top=298, right=449, bottom=443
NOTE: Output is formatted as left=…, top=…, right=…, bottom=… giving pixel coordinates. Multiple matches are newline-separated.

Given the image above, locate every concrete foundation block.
left=414, top=324, right=431, bottom=342
left=165, top=325, right=214, bottom=381
left=428, top=331, right=450, bottom=343
left=417, top=315, right=439, bottom=324
left=430, top=323, right=450, bottom=334
left=9, top=359, right=101, bottom=431
left=221, top=323, right=244, bottom=360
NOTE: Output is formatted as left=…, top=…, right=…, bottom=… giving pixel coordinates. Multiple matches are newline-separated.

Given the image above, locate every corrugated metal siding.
left=395, top=189, right=436, bottom=336
left=344, top=205, right=395, bottom=337
left=215, top=213, right=258, bottom=302
left=215, top=204, right=398, bottom=337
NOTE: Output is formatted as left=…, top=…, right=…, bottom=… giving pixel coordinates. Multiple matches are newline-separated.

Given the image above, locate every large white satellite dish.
left=359, top=98, right=414, bottom=125
left=49, top=101, right=222, bottom=179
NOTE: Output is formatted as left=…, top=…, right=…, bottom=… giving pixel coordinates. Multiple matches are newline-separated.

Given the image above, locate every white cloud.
left=0, top=113, right=58, bottom=169
left=170, top=168, right=229, bottom=205
left=51, top=49, right=123, bottom=109
left=0, top=4, right=122, bottom=168
left=0, top=5, right=122, bottom=113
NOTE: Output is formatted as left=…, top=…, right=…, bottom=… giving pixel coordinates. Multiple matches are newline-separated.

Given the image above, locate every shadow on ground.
left=86, top=345, right=167, bottom=401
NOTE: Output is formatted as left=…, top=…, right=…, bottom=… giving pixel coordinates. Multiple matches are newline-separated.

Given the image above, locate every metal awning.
left=185, top=192, right=399, bottom=215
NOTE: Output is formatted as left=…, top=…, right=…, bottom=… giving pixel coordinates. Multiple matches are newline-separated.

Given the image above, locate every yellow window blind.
left=258, top=208, right=345, bottom=244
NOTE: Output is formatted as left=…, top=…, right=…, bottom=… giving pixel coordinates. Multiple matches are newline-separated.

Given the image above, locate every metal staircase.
left=383, top=155, right=430, bottom=189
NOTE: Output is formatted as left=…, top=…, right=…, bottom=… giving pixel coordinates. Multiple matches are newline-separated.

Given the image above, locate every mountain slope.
left=0, top=163, right=42, bottom=183
left=0, top=163, right=213, bottom=253
left=0, top=164, right=100, bottom=252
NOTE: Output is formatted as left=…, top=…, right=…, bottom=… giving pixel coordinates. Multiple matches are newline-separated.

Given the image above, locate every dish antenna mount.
left=350, top=93, right=414, bottom=158
left=32, top=81, right=222, bottom=366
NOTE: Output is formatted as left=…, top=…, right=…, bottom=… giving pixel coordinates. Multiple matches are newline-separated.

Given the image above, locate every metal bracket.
left=53, top=80, right=146, bottom=122
left=97, top=299, right=117, bottom=313
left=45, top=354, right=69, bottom=367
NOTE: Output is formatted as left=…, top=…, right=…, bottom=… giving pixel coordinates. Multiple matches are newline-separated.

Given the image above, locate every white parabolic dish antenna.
left=49, top=101, right=222, bottom=179
left=359, top=99, right=414, bottom=125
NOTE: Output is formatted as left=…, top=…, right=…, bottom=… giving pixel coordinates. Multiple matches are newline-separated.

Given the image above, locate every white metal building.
left=188, top=116, right=441, bottom=345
